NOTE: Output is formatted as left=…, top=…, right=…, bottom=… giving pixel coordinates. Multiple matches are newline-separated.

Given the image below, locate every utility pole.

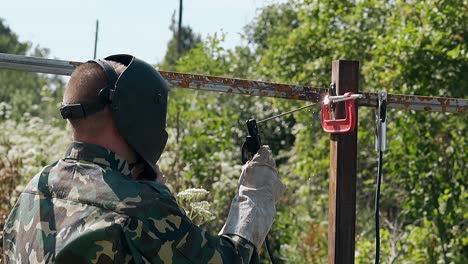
left=177, top=0, right=183, bottom=55
left=93, top=20, right=99, bottom=59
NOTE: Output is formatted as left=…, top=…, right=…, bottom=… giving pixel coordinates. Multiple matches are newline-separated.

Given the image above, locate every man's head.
left=64, top=61, right=126, bottom=139
left=61, top=55, right=170, bottom=180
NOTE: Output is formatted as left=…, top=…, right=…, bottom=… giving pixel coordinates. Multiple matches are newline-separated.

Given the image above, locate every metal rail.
left=0, top=53, right=466, bottom=114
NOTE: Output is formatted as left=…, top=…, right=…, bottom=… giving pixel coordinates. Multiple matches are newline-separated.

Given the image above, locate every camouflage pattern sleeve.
left=121, top=181, right=258, bottom=263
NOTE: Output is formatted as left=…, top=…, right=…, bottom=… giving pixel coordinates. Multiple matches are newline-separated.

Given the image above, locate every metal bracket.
left=375, top=90, right=387, bottom=151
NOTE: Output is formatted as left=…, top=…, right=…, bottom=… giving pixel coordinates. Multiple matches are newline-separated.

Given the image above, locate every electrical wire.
left=254, top=101, right=320, bottom=263
left=255, top=102, right=319, bottom=263
left=265, top=236, right=277, bottom=264
left=375, top=151, right=383, bottom=264
left=257, top=103, right=317, bottom=124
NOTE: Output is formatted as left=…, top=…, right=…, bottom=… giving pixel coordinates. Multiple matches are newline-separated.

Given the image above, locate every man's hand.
left=220, top=145, right=286, bottom=249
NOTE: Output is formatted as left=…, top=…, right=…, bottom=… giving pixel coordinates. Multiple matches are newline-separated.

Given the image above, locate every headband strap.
left=60, top=59, right=119, bottom=119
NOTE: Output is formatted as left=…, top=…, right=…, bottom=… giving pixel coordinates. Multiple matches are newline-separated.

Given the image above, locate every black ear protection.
left=60, top=59, right=118, bottom=119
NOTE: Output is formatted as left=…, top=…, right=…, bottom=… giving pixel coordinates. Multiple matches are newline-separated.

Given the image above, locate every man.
left=3, top=55, right=285, bottom=263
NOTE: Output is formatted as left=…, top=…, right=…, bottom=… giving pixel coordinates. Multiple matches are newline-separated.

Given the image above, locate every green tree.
left=0, top=18, right=65, bottom=120
left=162, top=0, right=466, bottom=262
left=243, top=0, right=467, bottom=262
left=160, top=12, right=202, bottom=70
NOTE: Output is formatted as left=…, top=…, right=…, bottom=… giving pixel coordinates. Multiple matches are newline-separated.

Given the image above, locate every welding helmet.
left=60, top=54, right=169, bottom=179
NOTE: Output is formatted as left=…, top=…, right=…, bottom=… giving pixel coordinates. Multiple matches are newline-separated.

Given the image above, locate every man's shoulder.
left=23, top=159, right=184, bottom=220
left=113, top=180, right=186, bottom=220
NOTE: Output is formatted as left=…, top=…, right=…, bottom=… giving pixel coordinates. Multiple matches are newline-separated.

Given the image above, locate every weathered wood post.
left=328, top=60, right=359, bottom=264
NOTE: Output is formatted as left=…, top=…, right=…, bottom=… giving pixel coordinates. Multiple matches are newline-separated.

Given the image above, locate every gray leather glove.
left=219, top=145, right=286, bottom=249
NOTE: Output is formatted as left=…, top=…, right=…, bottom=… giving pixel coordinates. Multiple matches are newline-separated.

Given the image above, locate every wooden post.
left=328, top=60, right=359, bottom=264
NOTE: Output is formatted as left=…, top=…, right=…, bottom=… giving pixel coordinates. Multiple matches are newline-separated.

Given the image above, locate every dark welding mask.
left=60, top=54, right=169, bottom=180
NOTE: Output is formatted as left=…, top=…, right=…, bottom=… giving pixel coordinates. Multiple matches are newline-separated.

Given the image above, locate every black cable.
left=257, top=103, right=317, bottom=124
left=242, top=119, right=278, bottom=263
left=375, top=151, right=383, bottom=264
left=265, top=236, right=277, bottom=264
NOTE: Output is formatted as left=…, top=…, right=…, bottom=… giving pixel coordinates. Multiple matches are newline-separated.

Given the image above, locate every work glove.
left=219, top=145, right=286, bottom=249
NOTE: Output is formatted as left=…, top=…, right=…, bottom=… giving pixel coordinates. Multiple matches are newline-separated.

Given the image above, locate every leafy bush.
left=0, top=103, right=69, bottom=255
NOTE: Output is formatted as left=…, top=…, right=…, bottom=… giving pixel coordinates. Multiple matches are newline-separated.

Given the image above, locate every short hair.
left=64, top=61, right=127, bottom=136
left=64, top=61, right=126, bottom=104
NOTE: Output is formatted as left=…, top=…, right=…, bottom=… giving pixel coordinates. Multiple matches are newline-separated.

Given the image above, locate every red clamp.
left=321, top=92, right=358, bottom=133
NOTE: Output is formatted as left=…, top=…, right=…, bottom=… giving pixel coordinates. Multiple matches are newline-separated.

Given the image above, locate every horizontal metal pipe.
left=0, top=53, right=79, bottom=75
left=159, top=71, right=326, bottom=102
left=0, top=53, right=466, bottom=114
left=359, top=92, right=466, bottom=114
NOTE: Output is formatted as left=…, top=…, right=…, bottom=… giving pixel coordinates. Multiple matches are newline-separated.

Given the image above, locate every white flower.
left=177, top=188, right=209, bottom=202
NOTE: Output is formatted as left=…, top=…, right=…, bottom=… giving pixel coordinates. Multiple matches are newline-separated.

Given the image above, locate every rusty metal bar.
left=159, top=71, right=326, bottom=102
left=0, top=53, right=466, bottom=114
left=0, top=53, right=326, bottom=102
left=360, top=92, right=466, bottom=114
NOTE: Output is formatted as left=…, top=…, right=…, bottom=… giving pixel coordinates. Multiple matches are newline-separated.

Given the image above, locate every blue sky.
left=2, top=0, right=287, bottom=64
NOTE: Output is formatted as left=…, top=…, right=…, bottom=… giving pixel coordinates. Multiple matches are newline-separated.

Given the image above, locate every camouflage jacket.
left=3, top=142, right=258, bottom=263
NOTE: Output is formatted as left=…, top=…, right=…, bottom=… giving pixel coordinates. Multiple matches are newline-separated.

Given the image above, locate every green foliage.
left=0, top=19, right=28, bottom=54
left=0, top=19, right=67, bottom=256
left=242, top=0, right=467, bottom=262
left=160, top=34, right=253, bottom=230
left=160, top=13, right=202, bottom=70
left=0, top=19, right=65, bottom=120
left=162, top=0, right=467, bottom=262
left=0, top=103, right=69, bottom=253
